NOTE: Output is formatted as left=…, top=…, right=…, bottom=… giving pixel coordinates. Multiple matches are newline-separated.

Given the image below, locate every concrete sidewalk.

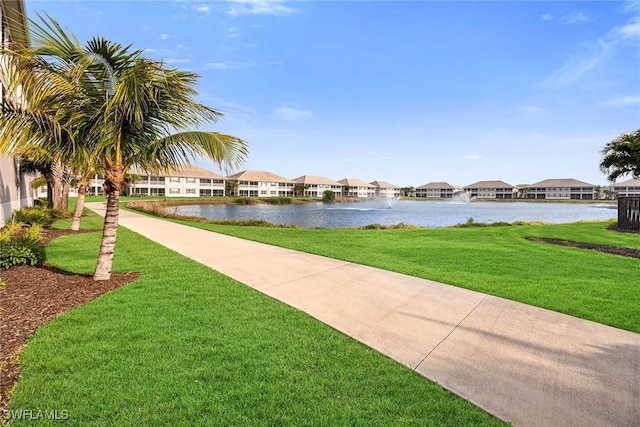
left=87, top=203, right=639, bottom=426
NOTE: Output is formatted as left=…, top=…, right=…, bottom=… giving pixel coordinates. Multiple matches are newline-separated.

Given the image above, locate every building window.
left=200, top=179, right=212, bottom=185
left=170, top=177, right=180, bottom=183
left=186, top=177, right=196, bottom=183
left=169, top=188, right=180, bottom=194
left=186, top=188, right=196, bottom=194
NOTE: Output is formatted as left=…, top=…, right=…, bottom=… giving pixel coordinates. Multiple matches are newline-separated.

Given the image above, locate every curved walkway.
left=87, top=203, right=639, bottom=427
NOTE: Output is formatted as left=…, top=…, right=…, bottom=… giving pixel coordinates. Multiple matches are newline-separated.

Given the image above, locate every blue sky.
left=26, top=0, right=640, bottom=187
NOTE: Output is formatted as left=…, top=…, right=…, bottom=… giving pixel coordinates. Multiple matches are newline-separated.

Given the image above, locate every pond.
left=173, top=199, right=618, bottom=229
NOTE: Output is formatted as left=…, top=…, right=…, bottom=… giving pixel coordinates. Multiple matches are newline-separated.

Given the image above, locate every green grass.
left=8, top=211, right=505, bottom=426
left=165, top=219, right=640, bottom=333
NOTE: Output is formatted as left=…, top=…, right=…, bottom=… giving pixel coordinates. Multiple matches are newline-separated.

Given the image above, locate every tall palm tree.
left=600, top=130, right=640, bottom=182
left=2, top=14, right=248, bottom=280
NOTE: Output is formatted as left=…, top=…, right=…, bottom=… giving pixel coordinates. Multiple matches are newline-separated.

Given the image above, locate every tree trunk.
left=93, top=189, right=120, bottom=281
left=50, top=159, right=64, bottom=210
left=46, top=176, right=54, bottom=209
left=70, top=182, right=87, bottom=231
left=61, top=164, right=73, bottom=212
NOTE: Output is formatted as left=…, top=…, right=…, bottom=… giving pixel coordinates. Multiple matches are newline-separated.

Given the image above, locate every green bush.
left=322, top=190, right=336, bottom=202
left=13, top=207, right=49, bottom=225
left=234, top=198, right=257, bottom=205
left=0, top=238, right=46, bottom=270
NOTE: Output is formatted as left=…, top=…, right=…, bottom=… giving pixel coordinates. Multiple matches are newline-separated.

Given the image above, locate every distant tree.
left=226, top=180, right=238, bottom=196
left=293, top=183, right=310, bottom=197
left=322, top=190, right=335, bottom=202
left=600, top=130, right=640, bottom=182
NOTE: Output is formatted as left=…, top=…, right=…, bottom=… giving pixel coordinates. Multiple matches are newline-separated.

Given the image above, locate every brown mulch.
left=527, top=237, right=640, bottom=259
left=0, top=228, right=140, bottom=410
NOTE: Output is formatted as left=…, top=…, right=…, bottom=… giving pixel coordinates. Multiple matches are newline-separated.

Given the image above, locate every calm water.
left=174, top=200, right=617, bottom=229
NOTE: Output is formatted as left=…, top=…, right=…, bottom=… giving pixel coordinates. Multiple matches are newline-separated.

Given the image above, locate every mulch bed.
left=0, top=228, right=140, bottom=411
left=527, top=237, right=640, bottom=259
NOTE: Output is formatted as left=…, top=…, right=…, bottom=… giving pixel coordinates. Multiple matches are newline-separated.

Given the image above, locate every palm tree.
left=600, top=130, right=640, bottom=182
left=2, top=15, right=248, bottom=280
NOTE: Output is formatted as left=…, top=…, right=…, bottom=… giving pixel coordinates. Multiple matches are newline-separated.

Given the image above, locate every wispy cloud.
left=160, top=33, right=174, bottom=40
left=543, top=4, right=640, bottom=87
left=228, top=28, right=240, bottom=38
left=540, top=13, right=554, bottom=21
left=227, top=0, right=297, bottom=16
left=464, top=154, right=483, bottom=161
left=601, top=94, right=640, bottom=107
left=273, top=107, right=313, bottom=121
left=561, top=11, right=590, bottom=25
left=194, top=3, right=211, bottom=14
left=205, top=60, right=256, bottom=69
left=165, top=58, right=191, bottom=64
left=522, top=105, right=546, bottom=114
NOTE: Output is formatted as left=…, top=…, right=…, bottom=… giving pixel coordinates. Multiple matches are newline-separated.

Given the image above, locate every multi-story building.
left=612, top=178, right=640, bottom=198
left=226, top=170, right=294, bottom=197
left=127, top=165, right=226, bottom=197
left=292, top=175, right=343, bottom=198
left=1, top=0, right=36, bottom=225
left=338, top=178, right=376, bottom=198
left=464, top=180, right=515, bottom=199
left=370, top=180, right=400, bottom=198
left=415, top=182, right=461, bottom=198
left=526, top=178, right=597, bottom=200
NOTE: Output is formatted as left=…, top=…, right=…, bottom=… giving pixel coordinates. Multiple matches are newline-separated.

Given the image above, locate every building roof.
left=227, top=170, right=294, bottom=183
left=131, top=164, right=225, bottom=180
left=292, top=175, right=342, bottom=186
left=612, top=178, right=640, bottom=187
left=338, top=178, right=375, bottom=188
left=528, top=178, right=595, bottom=188
left=416, top=181, right=460, bottom=190
left=464, top=180, right=514, bottom=189
left=370, top=180, right=399, bottom=189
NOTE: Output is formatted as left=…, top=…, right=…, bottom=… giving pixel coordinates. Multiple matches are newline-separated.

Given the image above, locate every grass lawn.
left=164, top=218, right=640, bottom=334
left=8, top=212, right=505, bottom=426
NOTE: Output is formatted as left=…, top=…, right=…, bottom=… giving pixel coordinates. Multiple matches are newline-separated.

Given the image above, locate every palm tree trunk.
left=93, top=189, right=120, bottom=281
left=71, top=182, right=88, bottom=231
left=50, top=159, right=64, bottom=210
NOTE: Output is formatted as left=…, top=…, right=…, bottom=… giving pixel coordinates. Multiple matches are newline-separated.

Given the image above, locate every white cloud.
left=601, top=94, right=640, bottom=107
left=205, top=61, right=255, bottom=69
left=464, top=154, right=483, bottom=161
left=522, top=105, right=546, bottom=114
left=165, top=58, right=191, bottom=64
left=540, top=13, right=554, bottom=21
left=228, top=28, right=240, bottom=38
left=227, top=0, right=297, bottom=16
left=160, top=33, right=173, bottom=40
left=542, top=39, right=612, bottom=87
left=619, top=18, right=640, bottom=40
left=562, top=11, right=590, bottom=25
left=273, top=107, right=313, bottom=121
left=194, top=4, right=211, bottom=14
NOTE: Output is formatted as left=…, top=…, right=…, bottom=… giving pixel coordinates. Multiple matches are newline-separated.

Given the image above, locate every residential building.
left=227, top=170, right=294, bottom=197
left=464, top=180, right=515, bottom=199
left=338, top=178, right=376, bottom=198
left=415, top=182, right=461, bottom=199
left=612, top=178, right=640, bottom=198
left=1, top=0, right=36, bottom=225
left=292, top=175, right=343, bottom=198
left=526, top=178, right=597, bottom=200
left=127, top=165, right=226, bottom=197
left=370, top=180, right=400, bottom=198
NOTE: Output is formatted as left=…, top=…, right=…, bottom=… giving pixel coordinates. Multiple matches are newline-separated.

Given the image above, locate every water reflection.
left=174, top=200, right=617, bottom=229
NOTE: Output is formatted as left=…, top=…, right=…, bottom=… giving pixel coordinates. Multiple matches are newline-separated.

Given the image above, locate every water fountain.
left=451, top=190, right=475, bottom=203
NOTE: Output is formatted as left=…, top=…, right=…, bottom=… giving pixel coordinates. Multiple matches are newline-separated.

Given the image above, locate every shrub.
left=322, top=190, right=336, bottom=202
left=0, top=238, right=46, bottom=270
left=13, top=207, right=50, bottom=226
left=234, top=198, right=257, bottom=205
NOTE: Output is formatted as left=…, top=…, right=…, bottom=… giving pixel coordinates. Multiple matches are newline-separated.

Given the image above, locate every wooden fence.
left=618, top=196, right=640, bottom=232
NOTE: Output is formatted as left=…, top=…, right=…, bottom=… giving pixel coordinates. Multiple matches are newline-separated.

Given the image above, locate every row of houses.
left=78, top=165, right=640, bottom=200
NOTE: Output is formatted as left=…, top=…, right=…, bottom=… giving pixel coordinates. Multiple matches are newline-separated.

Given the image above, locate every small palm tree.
left=600, top=130, right=640, bottom=182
